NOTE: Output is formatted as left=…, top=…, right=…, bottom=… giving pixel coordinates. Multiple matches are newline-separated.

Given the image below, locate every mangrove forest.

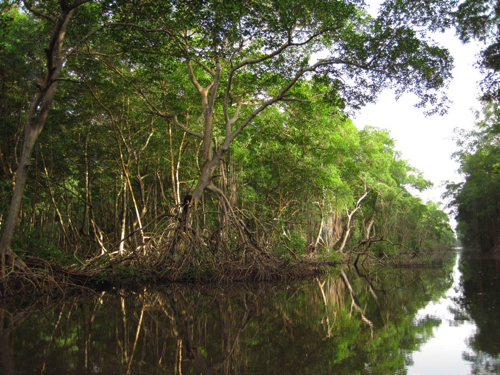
left=1, top=0, right=498, bottom=296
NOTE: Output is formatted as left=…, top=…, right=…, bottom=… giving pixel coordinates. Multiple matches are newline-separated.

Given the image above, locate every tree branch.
left=23, top=0, right=56, bottom=23
left=158, top=114, right=204, bottom=140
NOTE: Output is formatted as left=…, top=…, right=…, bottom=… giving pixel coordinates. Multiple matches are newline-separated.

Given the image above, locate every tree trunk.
left=0, top=101, right=52, bottom=276
left=365, top=212, right=376, bottom=240
left=0, top=5, right=78, bottom=279
left=119, top=174, right=128, bottom=255
left=338, top=188, right=370, bottom=254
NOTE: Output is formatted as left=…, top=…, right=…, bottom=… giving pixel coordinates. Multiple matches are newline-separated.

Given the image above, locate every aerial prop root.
left=205, top=183, right=263, bottom=255
left=0, top=249, right=41, bottom=295
left=1, top=251, right=95, bottom=297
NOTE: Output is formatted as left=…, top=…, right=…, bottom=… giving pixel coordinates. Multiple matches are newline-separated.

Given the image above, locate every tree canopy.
left=0, top=0, right=457, bottom=291
left=454, top=0, right=500, bottom=102
left=446, top=102, right=500, bottom=252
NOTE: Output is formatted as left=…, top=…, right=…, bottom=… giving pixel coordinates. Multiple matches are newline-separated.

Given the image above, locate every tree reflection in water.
left=0, top=308, right=30, bottom=375
left=457, top=250, right=500, bottom=374
left=2, top=252, right=497, bottom=374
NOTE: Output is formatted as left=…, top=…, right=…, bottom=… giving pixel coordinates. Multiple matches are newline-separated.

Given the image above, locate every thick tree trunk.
left=0, top=135, right=32, bottom=271
left=191, top=160, right=218, bottom=203
left=0, top=5, right=77, bottom=279
left=0, top=92, right=56, bottom=277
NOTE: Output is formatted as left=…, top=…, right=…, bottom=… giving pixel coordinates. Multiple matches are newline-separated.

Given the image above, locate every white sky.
left=354, top=2, right=483, bottom=226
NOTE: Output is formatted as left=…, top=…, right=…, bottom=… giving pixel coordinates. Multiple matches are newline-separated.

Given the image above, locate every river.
left=1, top=250, right=499, bottom=374
left=407, top=250, right=500, bottom=375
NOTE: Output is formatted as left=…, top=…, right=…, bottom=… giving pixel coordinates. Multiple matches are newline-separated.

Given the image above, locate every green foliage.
left=92, top=264, right=148, bottom=286
left=0, top=0, right=457, bottom=267
left=454, top=0, right=500, bottom=101
left=458, top=250, right=500, bottom=362
left=183, top=263, right=216, bottom=280
left=11, top=226, right=64, bottom=262
left=285, top=231, right=307, bottom=254
left=112, top=264, right=148, bottom=284
left=446, top=103, right=500, bottom=251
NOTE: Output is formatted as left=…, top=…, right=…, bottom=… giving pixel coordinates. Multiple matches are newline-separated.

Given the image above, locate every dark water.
left=1, top=250, right=499, bottom=374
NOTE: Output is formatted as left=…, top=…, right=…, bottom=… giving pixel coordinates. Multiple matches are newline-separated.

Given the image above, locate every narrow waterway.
left=1, top=250, right=499, bottom=374
left=408, top=250, right=500, bottom=375
left=407, top=252, right=479, bottom=374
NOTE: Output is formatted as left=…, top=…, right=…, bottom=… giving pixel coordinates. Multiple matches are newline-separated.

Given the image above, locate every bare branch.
left=225, top=99, right=242, bottom=136
left=159, top=114, right=204, bottom=140
left=356, top=188, right=370, bottom=207
left=232, top=24, right=340, bottom=71
left=52, top=78, right=83, bottom=84
left=187, top=61, right=204, bottom=94
left=222, top=60, right=321, bottom=145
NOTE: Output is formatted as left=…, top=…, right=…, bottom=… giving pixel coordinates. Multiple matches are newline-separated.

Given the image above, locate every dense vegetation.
left=446, top=103, right=500, bottom=252
left=0, top=0, right=459, bottom=293
left=458, top=250, right=500, bottom=367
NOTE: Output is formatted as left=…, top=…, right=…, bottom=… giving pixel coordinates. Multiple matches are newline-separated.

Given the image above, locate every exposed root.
left=133, top=232, right=321, bottom=283
left=118, top=186, right=311, bottom=283
left=1, top=254, right=98, bottom=299
left=1, top=192, right=331, bottom=296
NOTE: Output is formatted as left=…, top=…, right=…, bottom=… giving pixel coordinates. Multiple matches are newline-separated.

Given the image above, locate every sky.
left=354, top=4, right=484, bottom=226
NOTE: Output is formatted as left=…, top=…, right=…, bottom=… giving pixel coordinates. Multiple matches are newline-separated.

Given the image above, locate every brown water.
left=1, top=250, right=499, bottom=374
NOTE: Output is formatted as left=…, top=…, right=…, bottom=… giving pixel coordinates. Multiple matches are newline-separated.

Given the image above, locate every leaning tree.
left=0, top=0, right=95, bottom=284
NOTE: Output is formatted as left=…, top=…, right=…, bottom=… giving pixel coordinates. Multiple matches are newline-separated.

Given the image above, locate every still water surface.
left=407, top=252, right=496, bottom=375
left=1, top=250, right=499, bottom=374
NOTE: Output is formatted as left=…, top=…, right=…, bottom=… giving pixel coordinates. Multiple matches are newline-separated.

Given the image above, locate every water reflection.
left=407, top=251, right=500, bottom=375
left=458, top=250, right=500, bottom=374
left=0, top=252, right=498, bottom=374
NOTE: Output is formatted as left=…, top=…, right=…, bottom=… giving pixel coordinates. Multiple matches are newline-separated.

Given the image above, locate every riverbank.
left=1, top=247, right=456, bottom=300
